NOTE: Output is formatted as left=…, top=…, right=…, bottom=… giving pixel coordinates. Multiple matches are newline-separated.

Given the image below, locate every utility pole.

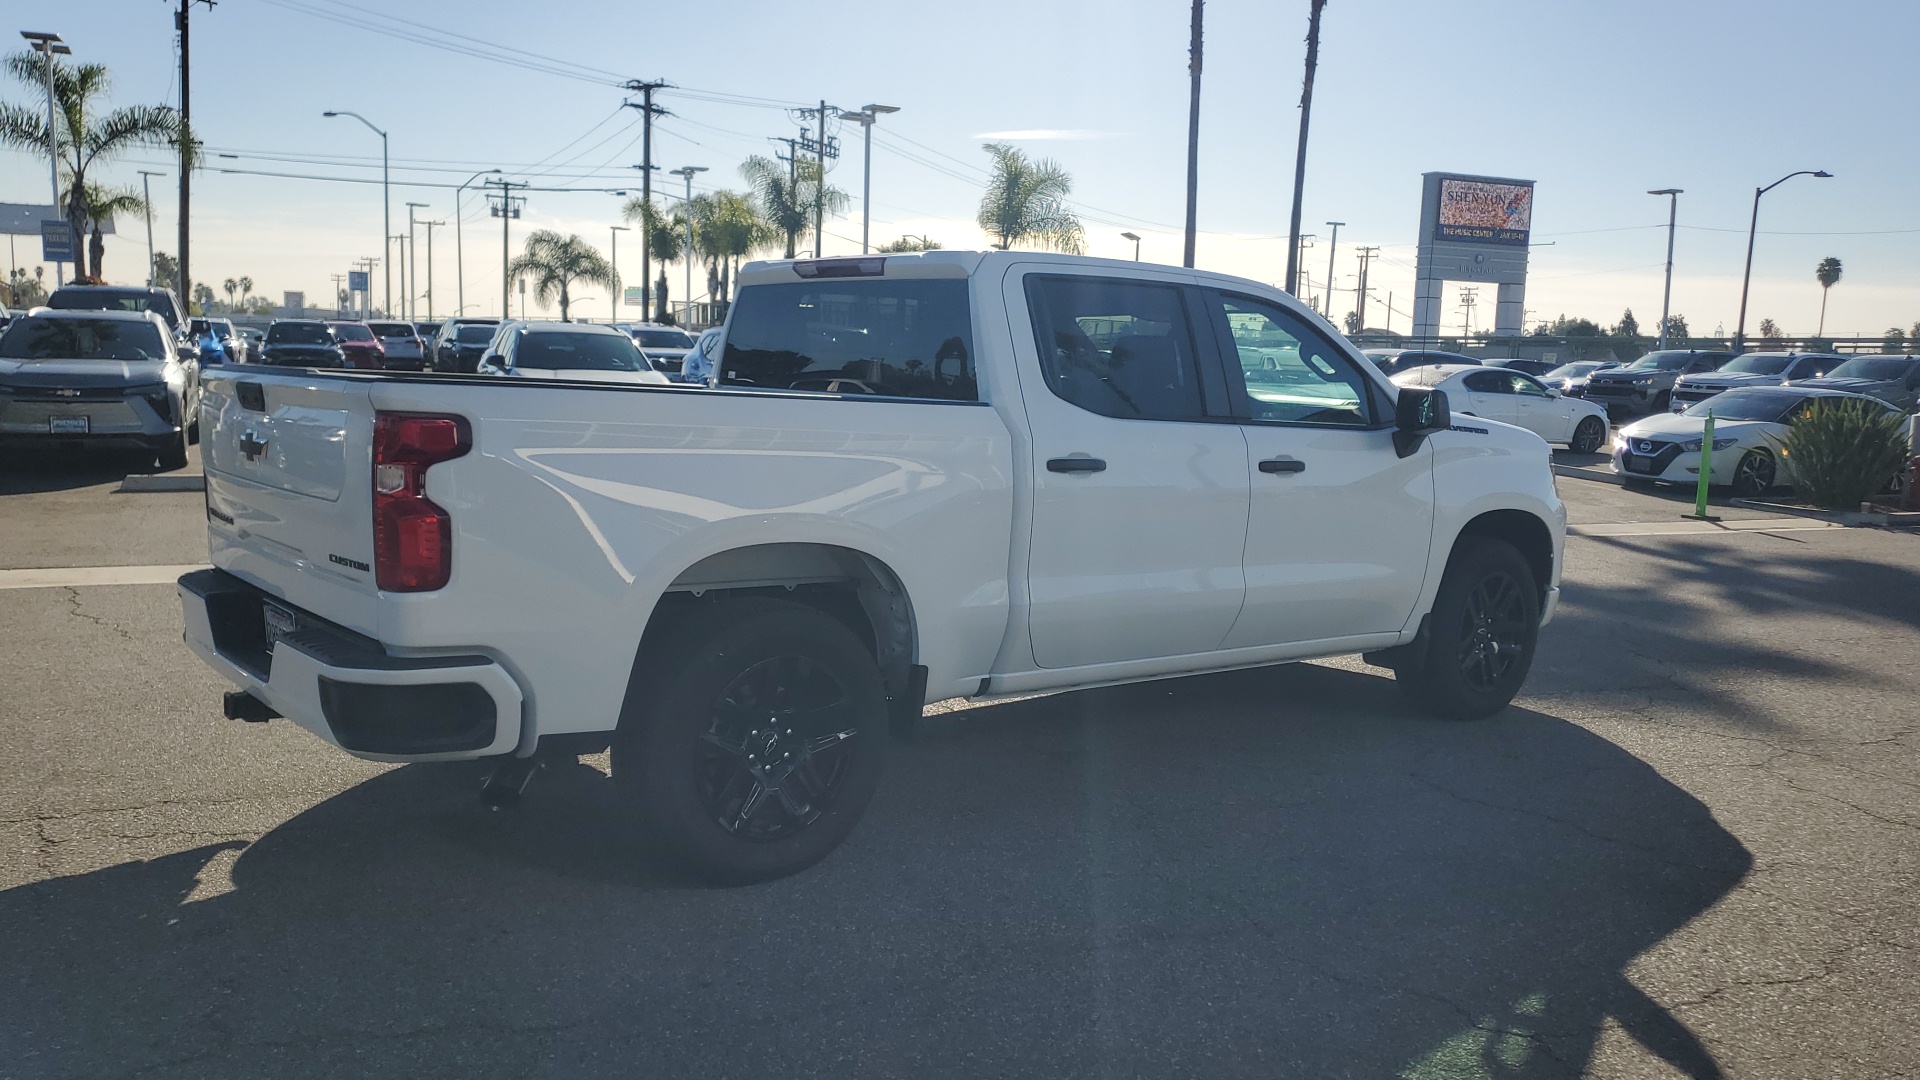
left=1284, top=0, right=1329, bottom=297
left=623, top=80, right=669, bottom=318
left=177, top=0, right=215, bottom=309
left=1353, top=245, right=1378, bottom=331
left=331, top=273, right=346, bottom=317
left=1648, top=188, right=1682, bottom=349
left=1183, top=0, right=1203, bottom=268
left=670, top=166, right=706, bottom=324
left=1458, top=286, right=1477, bottom=340
left=422, top=220, right=442, bottom=320
left=405, top=202, right=427, bottom=319
left=389, top=234, right=407, bottom=317
left=1322, top=221, right=1343, bottom=317
left=486, top=180, right=526, bottom=319
left=838, top=105, right=899, bottom=253
left=815, top=100, right=828, bottom=258
left=138, top=170, right=164, bottom=286
left=1293, top=234, right=1315, bottom=296
left=354, top=256, right=378, bottom=319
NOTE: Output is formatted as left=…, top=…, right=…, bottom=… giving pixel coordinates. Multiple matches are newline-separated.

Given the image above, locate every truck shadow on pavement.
left=0, top=447, right=181, bottom=494
left=0, top=663, right=1748, bottom=1079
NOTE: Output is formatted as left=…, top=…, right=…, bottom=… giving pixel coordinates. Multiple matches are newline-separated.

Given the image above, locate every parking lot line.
left=0, top=564, right=209, bottom=590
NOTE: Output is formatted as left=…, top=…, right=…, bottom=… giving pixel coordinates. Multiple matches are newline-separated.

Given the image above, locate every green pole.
left=1693, top=411, right=1715, bottom=518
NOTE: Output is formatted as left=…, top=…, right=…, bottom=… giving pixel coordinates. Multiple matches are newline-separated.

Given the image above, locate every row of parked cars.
left=245, top=316, right=715, bottom=383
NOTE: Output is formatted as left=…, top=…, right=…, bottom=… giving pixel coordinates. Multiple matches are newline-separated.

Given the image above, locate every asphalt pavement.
left=0, top=449, right=1913, bottom=1079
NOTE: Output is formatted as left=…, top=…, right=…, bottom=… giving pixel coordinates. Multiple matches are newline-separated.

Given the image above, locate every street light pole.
left=138, top=170, right=165, bottom=286
left=669, top=166, right=706, bottom=325
left=405, top=202, right=427, bottom=320
left=1648, top=188, right=1682, bottom=349
left=836, top=105, right=899, bottom=254
left=422, top=220, right=443, bottom=320
left=1121, top=231, right=1140, bottom=261
left=610, top=225, right=628, bottom=323
left=453, top=168, right=500, bottom=319
left=1733, top=169, right=1831, bottom=355
left=325, top=110, right=389, bottom=315
left=1323, top=221, right=1344, bottom=318
left=22, top=33, right=69, bottom=286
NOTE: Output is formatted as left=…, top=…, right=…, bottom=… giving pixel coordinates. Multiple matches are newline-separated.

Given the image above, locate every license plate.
left=48, top=416, right=88, bottom=434
left=1623, top=456, right=1657, bottom=474
left=263, top=601, right=298, bottom=646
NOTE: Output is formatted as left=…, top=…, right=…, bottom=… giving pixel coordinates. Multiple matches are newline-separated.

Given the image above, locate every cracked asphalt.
left=0, top=450, right=1914, bottom=1079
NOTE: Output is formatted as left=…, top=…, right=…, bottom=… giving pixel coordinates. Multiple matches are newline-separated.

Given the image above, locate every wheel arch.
left=1452, top=509, right=1554, bottom=604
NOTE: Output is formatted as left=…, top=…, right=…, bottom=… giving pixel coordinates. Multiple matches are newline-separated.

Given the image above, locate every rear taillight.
left=372, top=412, right=471, bottom=591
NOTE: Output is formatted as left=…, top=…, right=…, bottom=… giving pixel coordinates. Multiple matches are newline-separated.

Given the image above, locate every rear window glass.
left=633, top=329, right=695, bottom=349
left=457, top=325, right=496, bottom=344
left=0, top=317, right=167, bottom=361
left=721, top=280, right=976, bottom=401
left=330, top=324, right=375, bottom=342
left=368, top=322, right=414, bottom=337
left=267, top=323, right=333, bottom=345
left=1828, top=357, right=1913, bottom=381
left=514, top=331, right=648, bottom=372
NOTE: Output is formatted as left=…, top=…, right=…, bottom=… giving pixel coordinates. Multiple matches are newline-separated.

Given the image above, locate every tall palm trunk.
left=1817, top=285, right=1829, bottom=337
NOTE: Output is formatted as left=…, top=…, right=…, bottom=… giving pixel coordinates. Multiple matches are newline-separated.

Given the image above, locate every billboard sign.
left=40, top=219, right=75, bottom=262
left=1434, top=179, right=1533, bottom=246
left=623, top=286, right=646, bottom=306
left=347, top=270, right=369, bottom=292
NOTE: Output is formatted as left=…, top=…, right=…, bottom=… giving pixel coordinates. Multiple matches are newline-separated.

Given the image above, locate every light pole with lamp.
left=609, top=224, right=628, bottom=323
left=1647, top=188, right=1682, bottom=349
left=21, top=32, right=69, bottom=285
left=669, top=165, right=706, bottom=325
left=405, top=202, right=427, bottom=319
left=422, top=219, right=443, bottom=320
left=1733, top=170, right=1831, bottom=354
left=138, top=170, right=165, bottom=286
left=1323, top=221, right=1344, bottom=318
left=453, top=168, right=500, bottom=318
left=324, top=110, right=390, bottom=315
left=1121, top=231, right=1140, bottom=261
left=836, top=105, right=899, bottom=253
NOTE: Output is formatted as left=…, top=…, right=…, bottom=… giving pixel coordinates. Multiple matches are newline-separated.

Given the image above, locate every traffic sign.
left=40, top=219, right=74, bottom=262
left=347, top=270, right=369, bottom=292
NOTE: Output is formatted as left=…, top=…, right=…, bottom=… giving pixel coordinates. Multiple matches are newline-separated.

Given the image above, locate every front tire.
left=1729, top=449, right=1774, bottom=498
left=613, top=598, right=888, bottom=884
left=1569, top=415, right=1606, bottom=454
left=1394, top=539, right=1541, bottom=721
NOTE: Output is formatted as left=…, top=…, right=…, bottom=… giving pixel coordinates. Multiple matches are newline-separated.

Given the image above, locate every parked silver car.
left=0, top=309, right=200, bottom=469
left=1791, top=354, right=1920, bottom=413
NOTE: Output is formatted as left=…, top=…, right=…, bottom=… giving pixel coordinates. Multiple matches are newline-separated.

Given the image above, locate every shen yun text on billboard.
left=1434, top=179, right=1534, bottom=246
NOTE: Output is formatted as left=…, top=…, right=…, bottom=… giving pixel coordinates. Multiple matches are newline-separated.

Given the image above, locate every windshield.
left=1717, top=354, right=1793, bottom=376
left=514, top=331, right=648, bottom=371
left=266, top=323, right=334, bottom=346
left=457, top=325, right=496, bottom=344
left=1542, top=363, right=1602, bottom=379
left=1625, top=351, right=1700, bottom=372
left=329, top=323, right=375, bottom=342
left=189, top=319, right=211, bottom=335
left=0, top=317, right=168, bottom=361
left=633, top=329, right=695, bottom=349
left=1681, top=390, right=1798, bottom=422
left=368, top=322, right=415, bottom=338
left=1827, top=357, right=1912, bottom=380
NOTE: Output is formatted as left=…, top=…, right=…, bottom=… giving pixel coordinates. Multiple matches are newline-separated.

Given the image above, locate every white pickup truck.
left=180, top=251, right=1565, bottom=882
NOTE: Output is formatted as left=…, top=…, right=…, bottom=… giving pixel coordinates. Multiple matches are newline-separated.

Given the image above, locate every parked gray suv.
left=1791, top=355, right=1920, bottom=413
left=0, top=309, right=201, bottom=469
left=1583, top=350, right=1732, bottom=415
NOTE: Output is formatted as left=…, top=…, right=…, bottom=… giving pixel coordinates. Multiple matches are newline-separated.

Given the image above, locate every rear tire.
left=1393, top=539, right=1541, bottom=721
left=1729, top=449, right=1775, bottom=498
left=1569, top=416, right=1606, bottom=454
left=612, top=598, right=888, bottom=884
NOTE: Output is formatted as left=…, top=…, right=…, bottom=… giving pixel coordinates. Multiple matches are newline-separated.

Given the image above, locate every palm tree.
left=75, top=182, right=146, bottom=282
left=1815, top=256, right=1842, bottom=336
left=0, top=51, right=181, bottom=281
left=740, top=155, right=847, bottom=258
left=977, top=143, right=1084, bottom=253
left=237, top=276, right=253, bottom=307
left=507, top=230, right=616, bottom=322
left=223, top=277, right=238, bottom=310
left=619, top=199, right=687, bottom=322
left=191, top=282, right=214, bottom=315
left=691, top=190, right=774, bottom=310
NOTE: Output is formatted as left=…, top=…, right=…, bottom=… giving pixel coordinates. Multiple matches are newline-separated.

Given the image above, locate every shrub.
left=1780, top=398, right=1912, bottom=510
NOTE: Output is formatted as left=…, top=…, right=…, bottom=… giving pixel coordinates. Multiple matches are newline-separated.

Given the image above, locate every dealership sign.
left=1434, top=179, right=1533, bottom=246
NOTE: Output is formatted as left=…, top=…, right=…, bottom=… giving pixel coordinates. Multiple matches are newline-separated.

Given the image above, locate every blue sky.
left=6, top=0, right=1917, bottom=335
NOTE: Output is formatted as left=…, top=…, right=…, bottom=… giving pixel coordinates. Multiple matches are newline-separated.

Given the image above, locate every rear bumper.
left=178, top=568, right=525, bottom=762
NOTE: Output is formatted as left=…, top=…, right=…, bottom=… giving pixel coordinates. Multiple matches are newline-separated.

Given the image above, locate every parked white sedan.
left=1393, top=364, right=1611, bottom=453
left=476, top=322, right=671, bottom=385
left=1613, top=385, right=1902, bottom=497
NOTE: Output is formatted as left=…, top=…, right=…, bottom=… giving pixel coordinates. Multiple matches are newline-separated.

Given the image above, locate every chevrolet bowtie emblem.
left=239, top=429, right=269, bottom=462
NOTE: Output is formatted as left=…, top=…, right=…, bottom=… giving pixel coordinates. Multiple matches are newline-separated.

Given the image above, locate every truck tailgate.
left=201, top=369, right=381, bottom=635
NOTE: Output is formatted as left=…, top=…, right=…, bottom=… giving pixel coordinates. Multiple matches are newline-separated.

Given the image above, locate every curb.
left=1730, top=498, right=1920, bottom=528
left=119, top=473, right=205, bottom=493
left=1552, top=463, right=1622, bottom=485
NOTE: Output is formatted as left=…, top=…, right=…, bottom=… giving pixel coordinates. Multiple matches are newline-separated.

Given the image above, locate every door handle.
left=1047, top=457, right=1107, bottom=474
left=1258, top=457, right=1306, bottom=474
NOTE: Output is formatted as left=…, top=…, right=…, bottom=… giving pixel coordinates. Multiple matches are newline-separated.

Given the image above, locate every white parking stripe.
left=0, top=564, right=210, bottom=590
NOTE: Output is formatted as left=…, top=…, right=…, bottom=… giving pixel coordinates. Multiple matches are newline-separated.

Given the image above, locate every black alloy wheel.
left=614, top=598, right=888, bottom=884
left=1730, top=449, right=1774, bottom=498
left=1455, top=569, right=1530, bottom=694
left=1569, top=416, right=1606, bottom=455
left=1394, top=538, right=1541, bottom=721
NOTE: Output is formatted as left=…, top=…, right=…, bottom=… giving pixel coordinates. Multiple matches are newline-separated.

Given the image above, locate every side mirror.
left=481, top=354, right=505, bottom=369
left=1393, top=387, right=1451, bottom=458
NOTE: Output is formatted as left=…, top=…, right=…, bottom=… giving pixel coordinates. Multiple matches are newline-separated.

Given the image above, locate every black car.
left=1583, top=350, right=1733, bottom=415
left=1483, top=357, right=1560, bottom=378
left=432, top=318, right=502, bottom=373
left=257, top=320, right=347, bottom=368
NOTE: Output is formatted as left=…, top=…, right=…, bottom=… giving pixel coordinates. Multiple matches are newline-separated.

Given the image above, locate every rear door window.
left=1025, top=275, right=1210, bottom=421
left=720, top=279, right=976, bottom=400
